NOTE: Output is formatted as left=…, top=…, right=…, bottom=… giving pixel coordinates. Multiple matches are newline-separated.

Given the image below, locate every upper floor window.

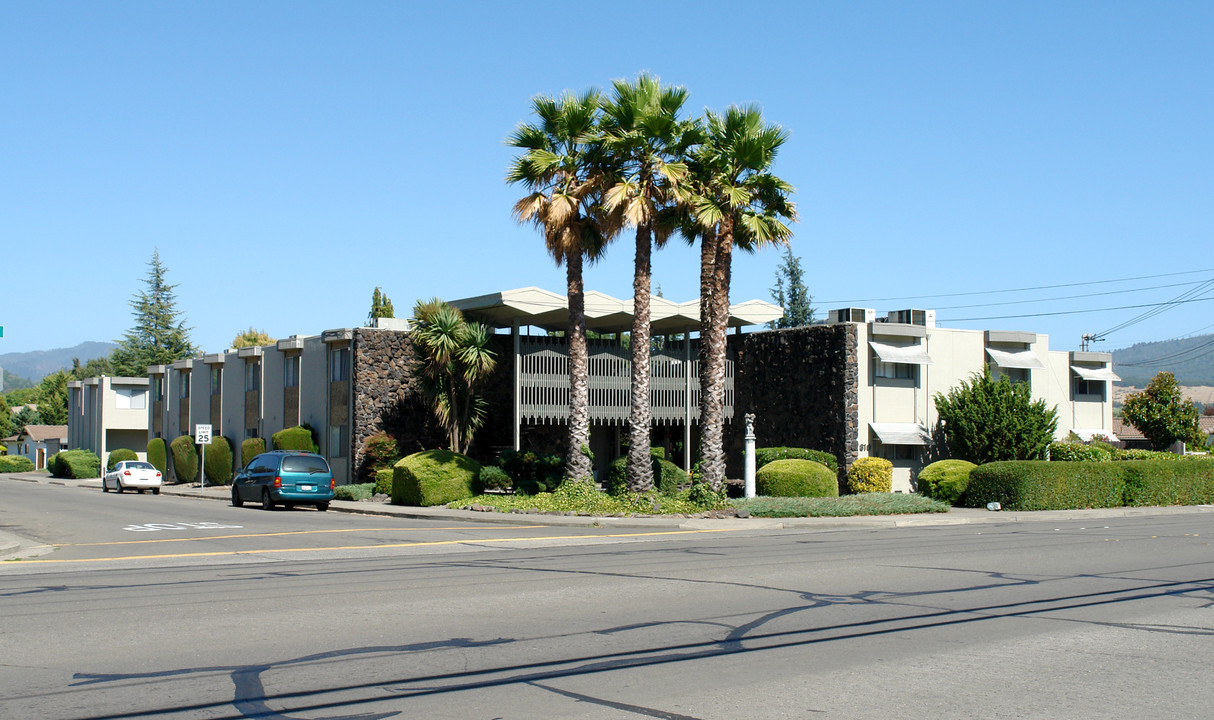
left=875, top=361, right=915, bottom=380
left=245, top=362, right=261, bottom=392
left=284, top=355, right=300, bottom=388
left=151, top=376, right=164, bottom=402
left=330, top=347, right=350, bottom=382
left=1075, top=379, right=1106, bottom=400
left=210, top=367, right=222, bottom=396
left=115, top=387, right=147, bottom=410
left=179, top=372, right=190, bottom=398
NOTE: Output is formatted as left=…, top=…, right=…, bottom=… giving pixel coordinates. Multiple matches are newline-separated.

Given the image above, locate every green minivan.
left=232, top=451, right=335, bottom=511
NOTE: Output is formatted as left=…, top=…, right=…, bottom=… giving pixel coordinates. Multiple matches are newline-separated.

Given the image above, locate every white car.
left=103, top=460, right=163, bottom=495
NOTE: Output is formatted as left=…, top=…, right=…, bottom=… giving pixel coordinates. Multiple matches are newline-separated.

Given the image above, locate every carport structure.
left=449, top=287, right=783, bottom=471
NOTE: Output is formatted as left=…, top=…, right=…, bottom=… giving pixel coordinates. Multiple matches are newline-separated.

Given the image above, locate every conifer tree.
left=110, top=249, right=196, bottom=377
left=368, top=287, right=395, bottom=324
left=769, top=247, right=814, bottom=328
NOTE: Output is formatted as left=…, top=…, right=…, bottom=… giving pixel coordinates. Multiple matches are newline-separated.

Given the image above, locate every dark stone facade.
left=726, top=324, right=859, bottom=482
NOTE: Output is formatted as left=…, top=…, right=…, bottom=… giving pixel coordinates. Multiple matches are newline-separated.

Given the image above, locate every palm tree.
left=600, top=73, right=695, bottom=492
left=411, top=299, right=498, bottom=455
left=687, top=106, right=797, bottom=490
left=506, top=90, right=611, bottom=483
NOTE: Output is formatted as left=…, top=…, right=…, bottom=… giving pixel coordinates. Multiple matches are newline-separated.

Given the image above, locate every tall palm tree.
left=506, top=90, right=610, bottom=483
left=600, top=73, right=695, bottom=492
left=688, top=106, right=797, bottom=490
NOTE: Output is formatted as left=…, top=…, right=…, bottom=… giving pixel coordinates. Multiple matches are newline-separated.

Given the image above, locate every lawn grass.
left=735, top=493, right=950, bottom=517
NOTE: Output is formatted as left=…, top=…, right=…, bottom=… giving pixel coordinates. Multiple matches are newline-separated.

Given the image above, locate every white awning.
left=986, top=347, right=1045, bottom=370
left=870, top=341, right=934, bottom=365
left=1071, top=365, right=1121, bottom=382
left=1071, top=428, right=1119, bottom=442
left=870, top=423, right=931, bottom=446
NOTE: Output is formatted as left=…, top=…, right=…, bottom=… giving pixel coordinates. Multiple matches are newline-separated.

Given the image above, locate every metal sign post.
left=196, top=424, right=212, bottom=489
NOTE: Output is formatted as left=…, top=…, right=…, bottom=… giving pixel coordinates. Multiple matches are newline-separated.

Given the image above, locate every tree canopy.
left=368, top=287, right=395, bottom=324
left=934, top=367, right=1058, bottom=464
left=769, top=247, right=814, bottom=328
left=1121, top=371, right=1203, bottom=451
left=110, top=249, right=196, bottom=377
left=231, top=328, right=276, bottom=349
left=34, top=370, right=70, bottom=426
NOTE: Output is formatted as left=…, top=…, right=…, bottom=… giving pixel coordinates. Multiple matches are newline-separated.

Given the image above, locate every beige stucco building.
left=66, top=376, right=149, bottom=469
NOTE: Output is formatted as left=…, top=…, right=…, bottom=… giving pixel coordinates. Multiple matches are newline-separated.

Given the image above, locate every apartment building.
left=66, top=376, right=150, bottom=469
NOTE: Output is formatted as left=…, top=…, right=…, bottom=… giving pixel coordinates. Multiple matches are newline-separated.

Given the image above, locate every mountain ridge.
left=0, top=341, right=117, bottom=385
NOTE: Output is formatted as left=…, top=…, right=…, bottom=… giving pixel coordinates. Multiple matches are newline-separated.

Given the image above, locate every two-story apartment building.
left=67, top=376, right=150, bottom=469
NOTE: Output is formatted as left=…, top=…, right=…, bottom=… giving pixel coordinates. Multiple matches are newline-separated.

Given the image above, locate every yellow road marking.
left=12, top=528, right=741, bottom=563
left=61, top=526, right=545, bottom=547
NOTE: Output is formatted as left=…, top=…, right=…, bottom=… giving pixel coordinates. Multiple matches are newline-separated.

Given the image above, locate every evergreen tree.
left=35, top=370, right=70, bottom=426
left=10, top=406, right=42, bottom=436
left=70, top=356, right=114, bottom=381
left=0, top=398, right=13, bottom=439
left=110, top=249, right=196, bottom=377
left=934, top=367, right=1058, bottom=464
left=769, top=247, right=814, bottom=328
left=368, top=287, right=395, bottom=324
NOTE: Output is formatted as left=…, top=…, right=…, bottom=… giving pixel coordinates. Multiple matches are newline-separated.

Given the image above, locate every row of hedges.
left=1048, top=442, right=1182, bottom=463
left=48, top=450, right=101, bottom=479
left=751, top=456, right=893, bottom=498
left=106, top=448, right=138, bottom=471
left=605, top=455, right=688, bottom=496
left=961, top=458, right=1214, bottom=511
left=0, top=455, right=35, bottom=473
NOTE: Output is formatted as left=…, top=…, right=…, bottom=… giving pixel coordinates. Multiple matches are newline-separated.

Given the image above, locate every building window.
left=1075, top=379, right=1105, bottom=400
left=328, top=424, right=348, bottom=458
left=115, top=388, right=147, bottom=410
left=245, top=427, right=259, bottom=439
left=210, top=367, right=222, bottom=396
left=330, top=347, right=350, bottom=382
left=245, top=362, right=261, bottom=392
left=151, top=376, right=164, bottom=402
left=996, top=367, right=1030, bottom=385
left=284, top=355, right=300, bottom=388
left=875, top=361, right=915, bottom=380
left=179, top=372, right=190, bottom=398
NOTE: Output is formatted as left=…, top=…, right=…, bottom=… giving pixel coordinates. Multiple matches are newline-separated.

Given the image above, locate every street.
left=2, top=477, right=1212, bottom=719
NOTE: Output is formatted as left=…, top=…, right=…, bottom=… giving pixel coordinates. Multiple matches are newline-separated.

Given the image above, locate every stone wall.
left=726, top=324, right=859, bottom=482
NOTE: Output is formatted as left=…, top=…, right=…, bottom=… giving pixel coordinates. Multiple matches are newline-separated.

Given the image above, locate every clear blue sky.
left=2, top=1, right=1211, bottom=359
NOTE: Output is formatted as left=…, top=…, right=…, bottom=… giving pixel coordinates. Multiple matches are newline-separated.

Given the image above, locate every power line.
left=1094, top=279, right=1214, bottom=339
left=940, top=294, right=1214, bottom=323
left=931, top=280, right=1207, bottom=311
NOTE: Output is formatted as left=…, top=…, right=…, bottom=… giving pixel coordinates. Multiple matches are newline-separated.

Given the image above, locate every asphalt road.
left=2, top=478, right=1213, bottom=719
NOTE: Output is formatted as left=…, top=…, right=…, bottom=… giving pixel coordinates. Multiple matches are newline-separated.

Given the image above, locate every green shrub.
left=392, top=450, right=481, bottom=506
left=1049, top=442, right=1112, bottom=462
left=48, top=449, right=101, bottom=479
left=1113, top=448, right=1182, bottom=461
left=755, top=447, right=839, bottom=473
left=963, top=461, right=1125, bottom=511
left=0, top=455, right=35, bottom=473
left=916, top=459, right=976, bottom=505
left=204, top=436, right=234, bottom=485
left=241, top=437, right=266, bottom=468
left=1122, top=458, right=1214, bottom=506
left=476, top=465, right=513, bottom=492
left=374, top=468, right=394, bottom=495
left=147, top=438, right=168, bottom=475
left=170, top=435, right=198, bottom=483
left=361, top=431, right=400, bottom=479
left=755, top=459, right=838, bottom=498
left=605, top=456, right=689, bottom=496
left=934, top=367, right=1057, bottom=463
left=498, top=449, right=564, bottom=494
left=847, top=457, right=893, bottom=493
left=106, top=448, right=139, bottom=471
left=273, top=426, right=317, bottom=452
left=687, top=481, right=727, bottom=508
left=650, top=446, right=667, bottom=460
left=334, top=483, right=375, bottom=501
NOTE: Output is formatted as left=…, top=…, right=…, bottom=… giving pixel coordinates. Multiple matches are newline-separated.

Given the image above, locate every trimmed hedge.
left=963, top=461, right=1125, bottom=511
left=204, top=436, right=234, bottom=485
left=1122, top=459, right=1214, bottom=506
left=1048, top=442, right=1112, bottom=462
left=242, top=437, right=266, bottom=468
left=1114, top=448, right=1184, bottom=461
left=916, top=459, right=977, bottom=505
left=170, top=435, right=198, bottom=483
left=273, top=426, right=317, bottom=452
left=498, top=450, right=564, bottom=494
left=0, top=455, right=35, bottom=473
left=106, top=448, right=139, bottom=471
left=605, top=456, right=688, bottom=496
left=755, top=459, right=838, bottom=498
left=755, top=447, right=839, bottom=473
left=848, top=457, right=893, bottom=494
left=334, top=483, right=375, bottom=501
left=374, top=468, right=394, bottom=496
left=147, top=438, right=168, bottom=475
left=476, top=465, right=513, bottom=493
left=392, top=450, right=481, bottom=506
left=48, top=450, right=101, bottom=479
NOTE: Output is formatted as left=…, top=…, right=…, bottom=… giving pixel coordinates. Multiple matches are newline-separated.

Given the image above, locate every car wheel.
left=284, top=503, right=295, bottom=510
left=152, top=488, right=160, bottom=495
left=138, top=489, right=145, bottom=494
left=231, top=488, right=243, bottom=507
left=261, top=490, right=274, bottom=511
left=115, top=480, right=124, bottom=494
left=102, top=480, right=109, bottom=493
left=316, top=502, right=329, bottom=512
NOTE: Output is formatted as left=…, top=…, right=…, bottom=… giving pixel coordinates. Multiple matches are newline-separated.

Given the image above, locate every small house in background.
left=3, top=424, right=68, bottom=470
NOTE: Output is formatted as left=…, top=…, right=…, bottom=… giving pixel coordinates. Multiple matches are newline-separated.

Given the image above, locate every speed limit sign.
left=195, top=424, right=213, bottom=445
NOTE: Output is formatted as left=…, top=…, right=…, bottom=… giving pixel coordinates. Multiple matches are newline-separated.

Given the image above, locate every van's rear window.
left=281, top=456, right=330, bottom=473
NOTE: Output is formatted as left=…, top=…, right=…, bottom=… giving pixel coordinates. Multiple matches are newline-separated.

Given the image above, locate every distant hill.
left=2, top=368, right=34, bottom=391
left=1112, top=334, right=1214, bottom=387
left=0, top=341, right=116, bottom=384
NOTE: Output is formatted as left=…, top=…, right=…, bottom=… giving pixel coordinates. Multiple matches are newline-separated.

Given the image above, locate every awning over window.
left=986, top=347, right=1045, bottom=370
left=1071, top=428, right=1119, bottom=442
left=870, top=422, right=931, bottom=446
left=1071, top=365, right=1121, bottom=382
left=870, top=341, right=934, bottom=365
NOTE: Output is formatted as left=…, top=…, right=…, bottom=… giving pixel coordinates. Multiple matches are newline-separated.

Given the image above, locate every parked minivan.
left=232, top=451, right=335, bottom=511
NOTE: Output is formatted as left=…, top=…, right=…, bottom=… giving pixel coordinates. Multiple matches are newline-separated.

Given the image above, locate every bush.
left=374, top=468, right=394, bottom=496
left=241, top=437, right=266, bottom=468
left=361, top=431, right=399, bottom=479
left=204, top=436, right=234, bottom=485
left=476, top=465, right=513, bottom=493
left=1113, top=448, right=1182, bottom=461
left=498, top=450, right=565, bottom=494
left=848, top=457, right=893, bottom=494
left=755, top=459, right=838, bottom=498
left=170, top=435, right=198, bottom=483
left=0, top=455, right=35, bottom=473
left=963, top=461, right=1125, bottom=511
left=605, top=456, right=689, bottom=496
left=392, top=450, right=481, bottom=506
left=106, top=448, right=139, bottom=471
left=334, top=483, right=375, bottom=501
left=754, top=447, right=839, bottom=473
left=1048, top=442, right=1112, bottom=462
left=934, top=367, right=1058, bottom=463
left=1122, top=458, right=1214, bottom=506
left=273, top=426, right=317, bottom=452
left=916, top=459, right=976, bottom=505
left=147, top=438, right=168, bottom=475
left=48, top=449, right=101, bottom=479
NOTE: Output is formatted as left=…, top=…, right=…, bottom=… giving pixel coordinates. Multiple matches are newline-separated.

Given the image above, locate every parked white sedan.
left=103, top=460, right=163, bottom=494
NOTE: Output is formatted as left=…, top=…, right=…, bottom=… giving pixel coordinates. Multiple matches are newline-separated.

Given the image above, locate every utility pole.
left=1080, top=333, right=1103, bottom=352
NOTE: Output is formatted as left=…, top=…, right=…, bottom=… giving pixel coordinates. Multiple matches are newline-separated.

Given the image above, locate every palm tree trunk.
left=626, top=224, right=655, bottom=491
left=566, top=252, right=593, bottom=482
left=699, top=221, right=732, bottom=491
